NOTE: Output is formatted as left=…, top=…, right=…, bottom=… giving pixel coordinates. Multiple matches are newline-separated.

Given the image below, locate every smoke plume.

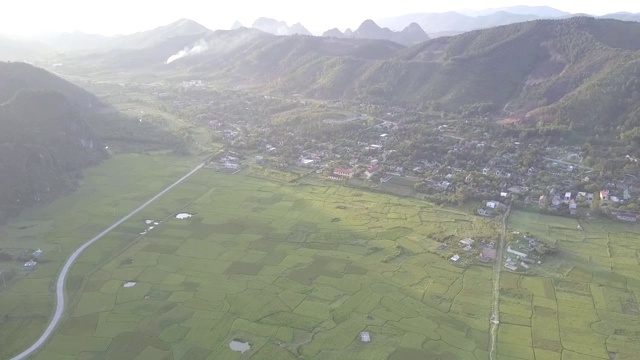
left=166, top=39, right=208, bottom=64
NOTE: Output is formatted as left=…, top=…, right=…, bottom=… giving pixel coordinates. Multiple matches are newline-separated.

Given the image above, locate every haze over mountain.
left=38, top=18, right=212, bottom=52
left=7, top=5, right=640, bottom=57
left=230, top=21, right=244, bottom=30
left=251, top=18, right=312, bottom=36
left=59, top=17, right=640, bottom=144
left=323, top=20, right=429, bottom=46
left=458, top=5, right=571, bottom=17
left=377, top=6, right=640, bottom=36
left=600, top=12, right=640, bottom=22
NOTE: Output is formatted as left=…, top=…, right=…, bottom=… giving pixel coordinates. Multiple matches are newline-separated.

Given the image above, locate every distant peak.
left=168, top=18, right=208, bottom=32
left=359, top=19, right=381, bottom=29
left=322, top=28, right=345, bottom=38
left=231, top=21, right=244, bottom=30
left=403, top=22, right=425, bottom=31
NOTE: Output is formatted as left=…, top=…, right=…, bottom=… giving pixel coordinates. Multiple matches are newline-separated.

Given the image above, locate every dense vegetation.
left=73, top=17, right=640, bottom=143
left=0, top=88, right=106, bottom=221
left=0, top=62, right=186, bottom=222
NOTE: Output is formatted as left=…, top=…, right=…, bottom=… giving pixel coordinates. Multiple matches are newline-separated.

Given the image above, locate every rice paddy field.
left=501, top=210, right=640, bottom=360
left=0, top=155, right=499, bottom=360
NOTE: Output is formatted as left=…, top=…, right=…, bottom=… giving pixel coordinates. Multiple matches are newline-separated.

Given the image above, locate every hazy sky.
left=3, top=0, right=640, bottom=36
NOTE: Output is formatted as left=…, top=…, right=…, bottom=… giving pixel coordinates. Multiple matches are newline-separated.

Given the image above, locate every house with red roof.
left=329, top=167, right=355, bottom=180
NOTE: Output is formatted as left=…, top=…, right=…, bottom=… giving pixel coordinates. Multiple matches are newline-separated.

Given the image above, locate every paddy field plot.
left=0, top=153, right=202, bottom=359
left=3, top=167, right=499, bottom=359
left=501, top=210, right=640, bottom=360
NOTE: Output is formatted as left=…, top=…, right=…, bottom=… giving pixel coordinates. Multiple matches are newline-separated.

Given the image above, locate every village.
left=0, top=248, right=44, bottom=288
left=131, top=80, right=640, bottom=224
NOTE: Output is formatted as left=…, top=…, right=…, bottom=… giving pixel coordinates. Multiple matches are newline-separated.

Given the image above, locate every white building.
left=507, top=246, right=528, bottom=258
left=360, top=332, right=371, bottom=343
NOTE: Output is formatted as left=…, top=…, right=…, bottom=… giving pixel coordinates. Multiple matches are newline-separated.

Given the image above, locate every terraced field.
left=2, top=164, right=500, bottom=359
left=501, top=211, right=640, bottom=360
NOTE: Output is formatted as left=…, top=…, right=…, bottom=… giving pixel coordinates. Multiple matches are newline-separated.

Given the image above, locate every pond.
left=229, top=340, right=251, bottom=353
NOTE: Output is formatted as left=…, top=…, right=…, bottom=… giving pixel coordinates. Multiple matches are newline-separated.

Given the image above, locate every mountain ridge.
left=322, top=19, right=429, bottom=46
left=0, top=62, right=107, bottom=221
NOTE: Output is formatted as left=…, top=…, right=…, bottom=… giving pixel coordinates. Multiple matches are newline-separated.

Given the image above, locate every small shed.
left=23, top=260, right=37, bottom=271
left=450, top=254, right=460, bottom=262
left=360, top=331, right=371, bottom=343
left=460, top=238, right=474, bottom=246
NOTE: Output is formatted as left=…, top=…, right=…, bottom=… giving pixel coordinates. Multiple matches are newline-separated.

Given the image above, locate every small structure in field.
left=360, top=331, right=371, bottom=343
left=23, top=260, right=37, bottom=271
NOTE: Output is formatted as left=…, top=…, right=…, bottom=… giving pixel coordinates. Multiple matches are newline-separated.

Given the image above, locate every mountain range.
left=323, top=20, right=429, bottom=46
left=6, top=5, right=640, bottom=55
left=6, top=13, right=640, bottom=146
left=30, top=18, right=211, bottom=53
left=251, top=17, right=312, bottom=36
left=377, top=6, right=640, bottom=36
left=54, top=17, right=640, bottom=143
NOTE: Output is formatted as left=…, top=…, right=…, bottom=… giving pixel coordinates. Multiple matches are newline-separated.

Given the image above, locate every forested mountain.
left=0, top=62, right=185, bottom=222
left=0, top=62, right=102, bottom=109
left=0, top=63, right=107, bottom=221
left=56, top=17, right=640, bottom=143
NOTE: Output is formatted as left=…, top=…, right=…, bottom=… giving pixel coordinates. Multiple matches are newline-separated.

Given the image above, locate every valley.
left=2, top=11, right=640, bottom=360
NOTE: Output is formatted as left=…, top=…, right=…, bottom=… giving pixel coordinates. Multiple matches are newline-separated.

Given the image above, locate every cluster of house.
left=539, top=188, right=638, bottom=220
left=206, top=152, right=243, bottom=171
left=21, top=248, right=43, bottom=271
left=477, top=200, right=508, bottom=217
left=219, top=155, right=241, bottom=170
left=447, top=238, right=497, bottom=264
left=327, top=158, right=388, bottom=182
left=504, top=235, right=542, bottom=271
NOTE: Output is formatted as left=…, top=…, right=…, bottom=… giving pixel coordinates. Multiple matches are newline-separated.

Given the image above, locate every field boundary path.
left=489, top=205, right=511, bottom=360
left=10, top=162, right=205, bottom=360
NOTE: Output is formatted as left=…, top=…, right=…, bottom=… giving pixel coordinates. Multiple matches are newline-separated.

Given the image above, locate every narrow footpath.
left=10, top=163, right=204, bottom=360
left=489, top=205, right=511, bottom=360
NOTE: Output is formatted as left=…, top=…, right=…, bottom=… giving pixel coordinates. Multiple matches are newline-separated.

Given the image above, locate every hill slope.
left=59, top=18, right=640, bottom=141
left=0, top=66, right=107, bottom=221
left=0, top=62, right=185, bottom=221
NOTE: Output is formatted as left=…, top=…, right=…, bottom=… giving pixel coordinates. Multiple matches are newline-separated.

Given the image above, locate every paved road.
left=489, top=205, right=511, bottom=360
left=10, top=163, right=204, bottom=360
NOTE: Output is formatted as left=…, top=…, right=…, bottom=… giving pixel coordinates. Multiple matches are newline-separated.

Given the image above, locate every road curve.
left=10, top=163, right=204, bottom=360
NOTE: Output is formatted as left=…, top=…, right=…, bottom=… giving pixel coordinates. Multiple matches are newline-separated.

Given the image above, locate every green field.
left=0, top=152, right=202, bottom=358
left=500, top=211, right=640, bottom=360
left=0, top=156, right=498, bottom=359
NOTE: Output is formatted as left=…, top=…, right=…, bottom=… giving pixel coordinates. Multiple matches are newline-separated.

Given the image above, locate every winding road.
left=489, top=205, right=511, bottom=360
left=10, top=162, right=204, bottom=360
